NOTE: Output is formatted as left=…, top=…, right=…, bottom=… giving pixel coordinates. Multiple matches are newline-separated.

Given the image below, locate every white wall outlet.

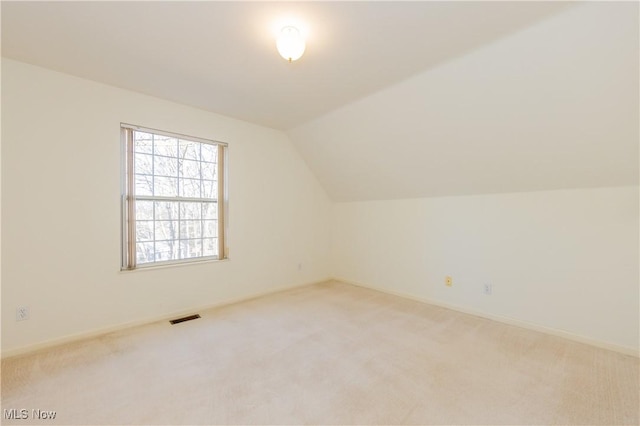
left=483, top=283, right=493, bottom=295
left=16, top=306, right=30, bottom=321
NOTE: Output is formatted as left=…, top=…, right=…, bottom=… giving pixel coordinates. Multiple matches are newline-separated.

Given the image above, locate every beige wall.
left=1, top=59, right=332, bottom=356
left=332, top=187, right=639, bottom=353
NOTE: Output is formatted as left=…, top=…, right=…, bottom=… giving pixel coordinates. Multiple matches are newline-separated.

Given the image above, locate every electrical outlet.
left=445, top=276, right=452, bottom=287
left=483, top=283, right=493, bottom=295
left=297, top=263, right=302, bottom=271
left=16, top=306, right=29, bottom=321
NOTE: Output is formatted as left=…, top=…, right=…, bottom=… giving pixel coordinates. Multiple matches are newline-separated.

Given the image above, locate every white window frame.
left=121, top=123, right=228, bottom=270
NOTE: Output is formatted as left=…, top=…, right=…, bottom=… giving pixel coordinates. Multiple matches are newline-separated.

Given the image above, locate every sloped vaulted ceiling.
left=288, top=2, right=639, bottom=201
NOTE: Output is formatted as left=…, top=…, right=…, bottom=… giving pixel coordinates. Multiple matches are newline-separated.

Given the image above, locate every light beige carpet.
left=1, top=280, right=638, bottom=425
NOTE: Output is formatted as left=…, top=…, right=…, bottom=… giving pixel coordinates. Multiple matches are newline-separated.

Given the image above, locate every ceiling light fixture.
left=276, top=26, right=305, bottom=62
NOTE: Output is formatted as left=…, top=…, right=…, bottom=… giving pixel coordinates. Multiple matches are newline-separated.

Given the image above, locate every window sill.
left=119, top=257, right=229, bottom=273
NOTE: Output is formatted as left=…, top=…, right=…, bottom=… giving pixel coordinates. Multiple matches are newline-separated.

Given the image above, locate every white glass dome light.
left=276, top=26, right=306, bottom=62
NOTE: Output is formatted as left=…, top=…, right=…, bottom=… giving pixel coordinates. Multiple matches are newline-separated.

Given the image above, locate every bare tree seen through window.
left=132, top=131, right=219, bottom=265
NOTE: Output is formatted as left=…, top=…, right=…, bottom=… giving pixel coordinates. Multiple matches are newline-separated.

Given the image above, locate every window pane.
left=135, top=153, right=154, bottom=175
left=136, top=220, right=154, bottom=242
left=136, top=201, right=154, bottom=220
left=179, top=140, right=200, bottom=161
left=201, top=144, right=217, bottom=163
left=179, top=178, right=201, bottom=198
left=154, top=176, right=178, bottom=197
left=155, top=240, right=178, bottom=262
left=203, top=238, right=218, bottom=257
left=136, top=242, right=155, bottom=264
left=134, top=132, right=154, bottom=154
left=202, top=163, right=216, bottom=181
left=203, top=220, right=217, bottom=238
left=202, top=180, right=217, bottom=199
left=154, top=136, right=177, bottom=157
left=180, top=239, right=202, bottom=259
left=135, top=175, right=153, bottom=196
left=154, top=201, right=179, bottom=220
left=154, top=155, right=178, bottom=177
left=180, top=221, right=202, bottom=239
left=180, top=202, right=201, bottom=220
left=202, top=203, right=217, bottom=220
left=181, top=159, right=201, bottom=180
left=155, top=220, right=179, bottom=241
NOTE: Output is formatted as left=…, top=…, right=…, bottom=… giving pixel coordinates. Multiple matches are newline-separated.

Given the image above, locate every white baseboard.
left=1, top=279, right=328, bottom=360
left=6, top=277, right=636, bottom=359
left=334, top=277, right=639, bottom=358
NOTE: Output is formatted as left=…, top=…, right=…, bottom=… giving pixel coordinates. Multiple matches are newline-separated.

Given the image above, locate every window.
left=121, top=124, right=227, bottom=270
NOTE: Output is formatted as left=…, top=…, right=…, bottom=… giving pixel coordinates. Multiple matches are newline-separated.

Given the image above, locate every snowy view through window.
left=132, top=130, right=219, bottom=264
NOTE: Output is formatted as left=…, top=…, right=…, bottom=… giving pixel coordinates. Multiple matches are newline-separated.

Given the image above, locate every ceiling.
left=2, top=2, right=638, bottom=201
left=2, top=1, right=571, bottom=130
